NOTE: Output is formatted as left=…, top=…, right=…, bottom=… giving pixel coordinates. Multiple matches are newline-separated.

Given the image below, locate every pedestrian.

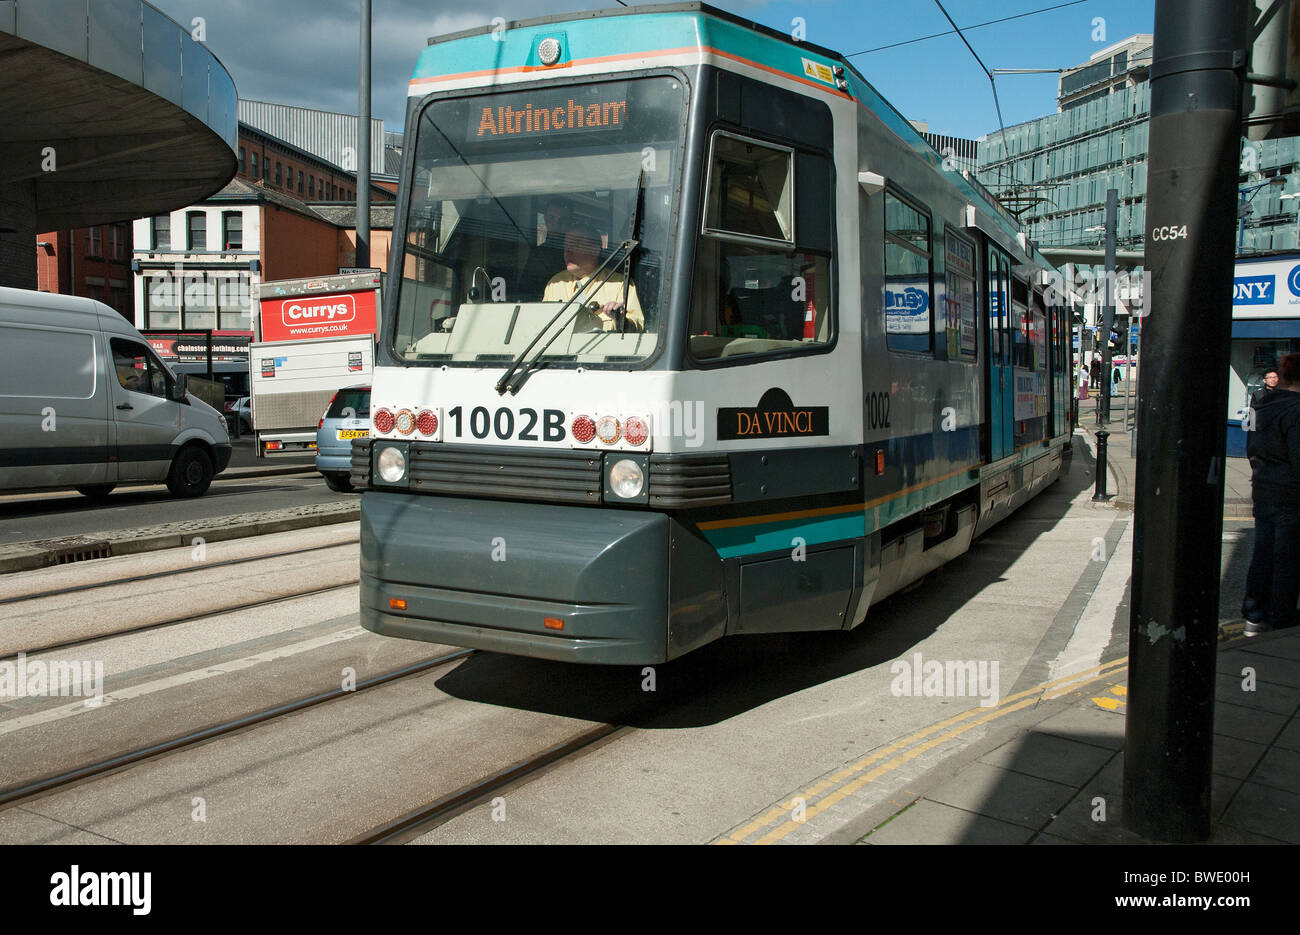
left=1252, top=369, right=1279, bottom=405
left=1111, top=365, right=1121, bottom=397
left=1090, top=357, right=1101, bottom=392
left=1242, top=353, right=1300, bottom=635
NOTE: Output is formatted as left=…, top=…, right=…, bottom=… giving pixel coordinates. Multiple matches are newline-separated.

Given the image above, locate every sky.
left=149, top=0, right=1156, bottom=139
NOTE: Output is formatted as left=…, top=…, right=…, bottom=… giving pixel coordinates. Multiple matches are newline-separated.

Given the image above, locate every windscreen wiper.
left=494, top=238, right=638, bottom=395
left=618, top=169, right=648, bottom=333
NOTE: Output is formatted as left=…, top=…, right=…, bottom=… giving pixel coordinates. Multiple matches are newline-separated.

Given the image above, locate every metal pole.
left=1101, top=189, right=1117, bottom=427
left=1093, top=429, right=1112, bottom=501
left=1238, top=191, right=1246, bottom=251
left=1123, top=0, right=1245, bottom=843
left=1130, top=320, right=1139, bottom=458
left=356, top=0, right=371, bottom=269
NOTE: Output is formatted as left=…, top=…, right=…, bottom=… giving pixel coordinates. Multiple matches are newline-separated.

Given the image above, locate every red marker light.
left=416, top=409, right=438, bottom=436
left=544, top=617, right=564, bottom=630
left=623, top=416, right=648, bottom=447
left=373, top=408, right=395, bottom=434
left=571, top=415, right=596, bottom=444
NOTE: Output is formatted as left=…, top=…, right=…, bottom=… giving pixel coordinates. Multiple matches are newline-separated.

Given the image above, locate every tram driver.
left=543, top=225, right=644, bottom=332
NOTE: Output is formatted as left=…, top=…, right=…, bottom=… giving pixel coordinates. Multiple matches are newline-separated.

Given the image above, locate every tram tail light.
left=389, top=598, right=407, bottom=611
left=373, top=407, right=396, bottom=434
left=544, top=617, right=564, bottom=630
left=595, top=415, right=621, bottom=445
left=570, top=412, right=652, bottom=450
left=623, top=416, right=649, bottom=447
left=571, top=414, right=596, bottom=444
left=875, top=449, right=885, bottom=475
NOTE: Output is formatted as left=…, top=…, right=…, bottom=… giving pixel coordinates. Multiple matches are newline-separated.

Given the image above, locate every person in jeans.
left=1243, top=353, right=1300, bottom=635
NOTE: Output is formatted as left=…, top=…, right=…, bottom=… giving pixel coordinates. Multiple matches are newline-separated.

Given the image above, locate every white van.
left=0, top=288, right=231, bottom=498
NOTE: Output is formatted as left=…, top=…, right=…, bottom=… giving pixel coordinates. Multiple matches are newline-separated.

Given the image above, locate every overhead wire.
left=845, top=0, right=1088, bottom=57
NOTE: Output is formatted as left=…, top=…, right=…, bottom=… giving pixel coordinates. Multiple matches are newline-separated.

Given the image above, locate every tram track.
left=0, top=648, right=476, bottom=812
left=0, top=537, right=360, bottom=607
left=0, top=532, right=361, bottom=659
left=351, top=723, right=626, bottom=845
left=1, top=580, right=359, bottom=662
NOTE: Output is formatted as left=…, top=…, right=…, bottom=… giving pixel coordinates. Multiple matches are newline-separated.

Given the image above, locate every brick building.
left=35, top=223, right=134, bottom=320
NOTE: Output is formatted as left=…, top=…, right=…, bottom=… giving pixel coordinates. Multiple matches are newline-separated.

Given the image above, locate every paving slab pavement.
left=722, top=422, right=1297, bottom=846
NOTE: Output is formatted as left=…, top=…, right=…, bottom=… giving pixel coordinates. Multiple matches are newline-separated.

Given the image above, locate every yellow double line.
left=718, top=657, right=1130, bottom=845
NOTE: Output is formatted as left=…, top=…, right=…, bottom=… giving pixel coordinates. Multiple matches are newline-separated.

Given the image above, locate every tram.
left=351, top=3, right=1075, bottom=664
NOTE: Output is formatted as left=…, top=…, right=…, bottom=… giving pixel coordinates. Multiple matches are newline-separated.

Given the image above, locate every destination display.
left=470, top=84, right=631, bottom=140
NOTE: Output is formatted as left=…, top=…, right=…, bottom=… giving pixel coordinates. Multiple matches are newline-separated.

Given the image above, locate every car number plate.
left=337, top=429, right=369, bottom=439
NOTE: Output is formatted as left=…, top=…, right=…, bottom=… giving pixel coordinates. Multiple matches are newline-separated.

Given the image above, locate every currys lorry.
left=250, top=272, right=380, bottom=457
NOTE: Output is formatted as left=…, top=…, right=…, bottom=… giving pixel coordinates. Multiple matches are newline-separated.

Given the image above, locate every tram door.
left=986, top=245, right=1014, bottom=460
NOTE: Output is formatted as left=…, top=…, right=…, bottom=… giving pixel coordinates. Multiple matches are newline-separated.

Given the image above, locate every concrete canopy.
left=0, top=0, right=238, bottom=233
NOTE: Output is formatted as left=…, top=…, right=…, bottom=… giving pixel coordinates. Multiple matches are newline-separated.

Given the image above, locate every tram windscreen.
left=392, top=77, right=685, bottom=366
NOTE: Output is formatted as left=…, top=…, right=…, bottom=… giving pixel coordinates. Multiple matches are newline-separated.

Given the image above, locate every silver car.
left=315, top=385, right=369, bottom=492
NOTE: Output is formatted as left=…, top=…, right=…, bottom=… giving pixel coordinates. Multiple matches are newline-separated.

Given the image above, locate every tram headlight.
left=376, top=444, right=408, bottom=485
left=607, top=458, right=645, bottom=500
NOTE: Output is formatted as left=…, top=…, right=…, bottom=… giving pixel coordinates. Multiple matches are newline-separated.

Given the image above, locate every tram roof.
left=413, top=2, right=1042, bottom=270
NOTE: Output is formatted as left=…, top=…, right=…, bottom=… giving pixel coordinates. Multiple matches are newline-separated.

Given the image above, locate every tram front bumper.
left=359, top=491, right=671, bottom=664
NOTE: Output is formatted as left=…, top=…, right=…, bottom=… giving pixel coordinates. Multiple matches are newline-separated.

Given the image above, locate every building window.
left=250, top=151, right=258, bottom=177
left=109, top=224, right=123, bottom=259
left=152, top=215, right=171, bottom=251
left=86, top=226, right=102, bottom=257
left=239, top=147, right=246, bottom=173
left=218, top=273, right=251, bottom=330
left=309, top=175, right=315, bottom=197
left=298, top=170, right=304, bottom=194
left=187, top=211, right=206, bottom=252
left=223, top=212, right=243, bottom=250
left=275, top=161, right=282, bottom=186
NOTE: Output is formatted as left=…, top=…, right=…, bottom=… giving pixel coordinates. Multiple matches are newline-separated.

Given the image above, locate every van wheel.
left=323, top=473, right=354, bottom=493
left=167, top=446, right=214, bottom=498
left=75, top=484, right=115, bottom=499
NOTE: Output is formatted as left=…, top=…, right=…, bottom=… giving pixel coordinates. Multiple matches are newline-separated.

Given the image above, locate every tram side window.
left=1030, top=293, right=1047, bottom=374
left=884, top=192, right=932, bottom=354
left=1011, top=277, right=1032, bottom=369
left=944, top=229, right=977, bottom=360
left=690, top=132, right=833, bottom=361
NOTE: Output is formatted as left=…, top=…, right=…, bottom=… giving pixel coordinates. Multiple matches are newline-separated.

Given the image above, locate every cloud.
left=151, top=0, right=564, bottom=130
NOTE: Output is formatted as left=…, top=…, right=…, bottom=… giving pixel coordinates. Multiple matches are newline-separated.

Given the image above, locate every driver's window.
left=111, top=339, right=167, bottom=398
left=690, top=132, right=833, bottom=362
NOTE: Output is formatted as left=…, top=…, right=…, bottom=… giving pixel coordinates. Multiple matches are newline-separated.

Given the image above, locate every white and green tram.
left=352, top=3, right=1074, bottom=664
